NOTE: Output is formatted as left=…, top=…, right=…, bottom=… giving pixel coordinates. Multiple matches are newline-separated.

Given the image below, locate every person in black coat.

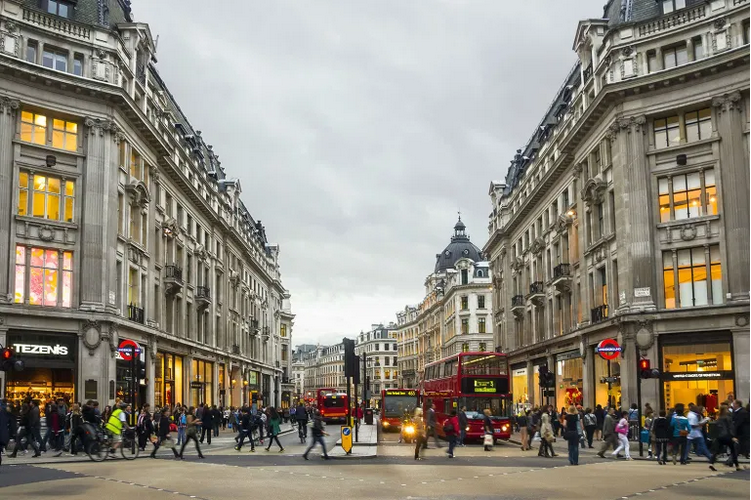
left=732, top=400, right=749, bottom=458
left=8, top=400, right=41, bottom=458
left=200, top=404, right=213, bottom=445
left=150, top=408, right=179, bottom=459
left=0, top=399, right=15, bottom=468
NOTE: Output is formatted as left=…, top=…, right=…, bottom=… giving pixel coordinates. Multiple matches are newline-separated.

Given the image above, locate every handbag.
left=483, top=434, right=494, bottom=447
left=640, top=429, right=650, bottom=443
left=563, top=430, right=578, bottom=441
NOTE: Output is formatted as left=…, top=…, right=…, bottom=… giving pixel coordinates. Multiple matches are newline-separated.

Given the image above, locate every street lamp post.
left=366, top=356, right=374, bottom=407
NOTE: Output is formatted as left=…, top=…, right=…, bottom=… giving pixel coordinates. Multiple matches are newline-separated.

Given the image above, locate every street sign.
left=117, top=339, right=142, bottom=361
left=341, top=426, right=353, bottom=454
left=595, top=339, right=622, bottom=361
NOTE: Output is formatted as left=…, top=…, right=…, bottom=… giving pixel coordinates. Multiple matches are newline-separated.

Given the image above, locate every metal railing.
left=128, top=303, right=144, bottom=324
left=553, top=263, right=571, bottom=279
left=165, top=264, right=183, bottom=282
left=196, top=286, right=211, bottom=300
left=512, top=295, right=525, bottom=308
left=529, top=281, right=545, bottom=295
left=591, top=304, right=609, bottom=323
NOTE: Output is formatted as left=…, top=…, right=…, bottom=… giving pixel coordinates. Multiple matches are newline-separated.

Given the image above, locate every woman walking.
left=518, top=410, right=530, bottom=450
left=482, top=409, right=494, bottom=452
left=264, top=407, right=284, bottom=452
left=179, top=407, right=205, bottom=459
left=612, top=411, right=632, bottom=460
left=709, top=404, right=740, bottom=471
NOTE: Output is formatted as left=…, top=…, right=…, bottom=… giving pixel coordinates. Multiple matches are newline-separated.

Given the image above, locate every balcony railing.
left=511, top=295, right=525, bottom=308
left=128, top=303, right=144, bottom=324
left=529, top=281, right=545, bottom=295
left=591, top=304, right=609, bottom=324
left=196, top=286, right=211, bottom=300
left=250, top=319, right=259, bottom=330
left=23, top=8, right=91, bottom=40
left=165, top=265, right=183, bottom=282
left=583, top=65, right=593, bottom=82
left=553, top=263, right=571, bottom=279
left=637, top=4, right=705, bottom=37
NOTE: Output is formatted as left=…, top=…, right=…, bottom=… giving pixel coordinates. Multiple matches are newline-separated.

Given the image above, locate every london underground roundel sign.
left=596, top=339, right=622, bottom=361
left=117, top=339, right=141, bottom=361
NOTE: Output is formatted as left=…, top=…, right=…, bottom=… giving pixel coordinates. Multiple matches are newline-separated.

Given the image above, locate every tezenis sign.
left=13, top=343, right=69, bottom=356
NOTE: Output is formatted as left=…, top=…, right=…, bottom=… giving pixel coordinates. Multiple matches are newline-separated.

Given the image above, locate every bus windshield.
left=461, top=397, right=511, bottom=418
left=460, top=355, right=508, bottom=376
left=382, top=395, right=419, bottom=418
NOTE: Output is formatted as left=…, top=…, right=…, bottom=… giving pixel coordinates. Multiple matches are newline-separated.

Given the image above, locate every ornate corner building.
left=0, top=0, right=294, bottom=410
left=484, top=0, right=749, bottom=413
left=396, top=218, right=494, bottom=388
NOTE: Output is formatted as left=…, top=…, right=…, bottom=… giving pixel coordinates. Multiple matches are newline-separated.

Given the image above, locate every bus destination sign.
left=473, top=380, right=497, bottom=393
left=384, top=390, right=417, bottom=397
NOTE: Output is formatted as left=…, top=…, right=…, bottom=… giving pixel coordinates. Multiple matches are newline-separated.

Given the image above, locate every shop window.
left=15, top=245, right=73, bottom=307
left=662, top=341, right=733, bottom=412
left=663, top=245, right=722, bottom=309
left=658, top=168, right=717, bottom=222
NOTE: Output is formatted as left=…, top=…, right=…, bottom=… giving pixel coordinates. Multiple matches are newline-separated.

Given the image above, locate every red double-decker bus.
left=380, top=388, right=420, bottom=431
left=316, top=388, right=348, bottom=423
left=421, top=352, right=512, bottom=443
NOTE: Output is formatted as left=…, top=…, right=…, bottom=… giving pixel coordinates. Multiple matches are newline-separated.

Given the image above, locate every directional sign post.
left=341, top=426, right=353, bottom=454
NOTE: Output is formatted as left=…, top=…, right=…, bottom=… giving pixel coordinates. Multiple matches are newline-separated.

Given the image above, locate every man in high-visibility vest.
left=105, top=402, right=130, bottom=451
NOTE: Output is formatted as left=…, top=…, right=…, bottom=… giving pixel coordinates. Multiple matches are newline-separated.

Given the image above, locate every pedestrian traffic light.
left=0, top=346, right=25, bottom=372
left=639, top=359, right=660, bottom=379
left=538, top=365, right=555, bottom=387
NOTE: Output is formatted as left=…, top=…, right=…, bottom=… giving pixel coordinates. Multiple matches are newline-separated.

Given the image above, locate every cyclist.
left=104, top=402, right=129, bottom=452
left=295, top=401, right=309, bottom=441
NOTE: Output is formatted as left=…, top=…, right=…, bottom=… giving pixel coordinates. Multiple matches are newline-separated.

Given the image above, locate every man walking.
left=424, top=402, right=442, bottom=449
left=597, top=408, right=618, bottom=458
left=302, top=409, right=329, bottom=460
left=457, top=406, right=468, bottom=447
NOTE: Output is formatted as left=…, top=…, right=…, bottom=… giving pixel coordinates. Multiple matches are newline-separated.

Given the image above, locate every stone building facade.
left=396, top=218, right=494, bottom=388
left=356, top=324, right=398, bottom=407
left=484, top=0, right=749, bottom=414
left=0, top=0, right=294, bottom=410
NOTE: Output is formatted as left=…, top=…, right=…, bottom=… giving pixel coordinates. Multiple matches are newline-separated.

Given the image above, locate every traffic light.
left=639, top=359, right=660, bottom=379
left=538, top=365, right=555, bottom=387
left=0, top=346, right=25, bottom=372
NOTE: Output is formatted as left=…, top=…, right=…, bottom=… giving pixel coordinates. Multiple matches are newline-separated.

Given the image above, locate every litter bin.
left=364, top=408, right=374, bottom=425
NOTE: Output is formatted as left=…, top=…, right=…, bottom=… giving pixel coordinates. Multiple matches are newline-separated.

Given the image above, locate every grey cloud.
left=135, top=0, right=603, bottom=346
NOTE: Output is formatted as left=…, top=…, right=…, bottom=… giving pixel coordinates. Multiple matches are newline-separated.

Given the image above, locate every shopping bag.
left=483, top=434, right=494, bottom=447
left=640, top=429, right=650, bottom=443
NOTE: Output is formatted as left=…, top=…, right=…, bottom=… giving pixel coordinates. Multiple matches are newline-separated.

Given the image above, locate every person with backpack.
left=444, top=410, right=459, bottom=458
left=651, top=410, right=671, bottom=465
left=295, top=402, right=309, bottom=439
left=583, top=408, right=597, bottom=448
left=612, top=411, right=632, bottom=460
left=669, top=403, right=690, bottom=465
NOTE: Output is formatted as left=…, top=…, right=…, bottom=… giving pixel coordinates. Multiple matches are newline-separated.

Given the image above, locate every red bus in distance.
left=380, top=388, right=420, bottom=431
left=421, top=352, right=512, bottom=443
left=316, top=388, right=348, bottom=423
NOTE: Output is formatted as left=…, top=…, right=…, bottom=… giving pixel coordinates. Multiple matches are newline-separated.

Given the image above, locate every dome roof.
left=434, top=217, right=483, bottom=273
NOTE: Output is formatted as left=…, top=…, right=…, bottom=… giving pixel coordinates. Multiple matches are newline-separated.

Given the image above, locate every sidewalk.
left=506, top=430, right=750, bottom=463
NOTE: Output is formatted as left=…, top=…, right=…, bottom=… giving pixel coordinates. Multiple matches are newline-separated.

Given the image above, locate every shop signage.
left=556, top=350, right=581, bottom=361
left=596, top=339, right=622, bottom=361
left=662, top=371, right=733, bottom=381
left=12, top=343, right=68, bottom=356
left=634, top=287, right=651, bottom=298
left=117, top=340, right=142, bottom=361
left=190, top=381, right=203, bottom=388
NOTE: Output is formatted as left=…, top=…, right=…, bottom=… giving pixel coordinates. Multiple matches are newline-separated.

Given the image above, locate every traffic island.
left=329, top=421, right=378, bottom=459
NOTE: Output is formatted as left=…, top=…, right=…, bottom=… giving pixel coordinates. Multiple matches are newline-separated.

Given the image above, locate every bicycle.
left=86, top=428, right=140, bottom=462
left=298, top=421, right=308, bottom=443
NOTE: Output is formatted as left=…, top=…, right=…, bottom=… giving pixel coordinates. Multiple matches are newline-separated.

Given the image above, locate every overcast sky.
left=135, top=0, right=604, bottom=347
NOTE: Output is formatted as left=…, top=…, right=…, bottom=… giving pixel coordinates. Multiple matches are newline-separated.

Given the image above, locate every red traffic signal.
left=640, top=359, right=659, bottom=379
left=0, top=346, right=24, bottom=372
left=639, top=359, right=651, bottom=371
left=1, top=347, right=12, bottom=360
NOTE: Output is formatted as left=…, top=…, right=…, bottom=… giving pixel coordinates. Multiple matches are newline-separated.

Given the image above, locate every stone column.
left=0, top=97, right=20, bottom=303
left=146, top=337, right=156, bottom=407
left=0, top=316, right=7, bottom=399
left=80, top=118, right=117, bottom=311
left=613, top=115, right=656, bottom=311
left=619, top=328, right=637, bottom=410
left=581, top=341, right=594, bottom=409
left=547, top=354, right=556, bottom=409
left=732, top=326, right=750, bottom=402
left=713, top=92, right=749, bottom=302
